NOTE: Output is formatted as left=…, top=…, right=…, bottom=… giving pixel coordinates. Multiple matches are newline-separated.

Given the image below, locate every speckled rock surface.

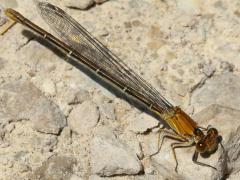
left=0, top=0, right=240, bottom=179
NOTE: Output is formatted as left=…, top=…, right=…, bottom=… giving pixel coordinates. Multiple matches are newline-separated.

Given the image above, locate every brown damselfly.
left=4, top=1, right=223, bottom=172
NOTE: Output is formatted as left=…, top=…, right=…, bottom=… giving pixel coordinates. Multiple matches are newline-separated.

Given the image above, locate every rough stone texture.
left=90, top=127, right=142, bottom=176
left=40, top=78, right=57, bottom=96
left=0, top=80, right=66, bottom=134
left=67, top=89, right=90, bottom=105
left=127, top=113, right=159, bottom=134
left=68, top=100, right=100, bottom=134
left=191, top=73, right=240, bottom=112
left=29, top=156, right=77, bottom=180
left=0, top=0, right=240, bottom=179
left=99, top=101, right=115, bottom=121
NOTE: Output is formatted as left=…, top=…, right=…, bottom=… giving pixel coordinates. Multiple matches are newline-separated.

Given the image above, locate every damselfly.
left=4, top=1, right=223, bottom=172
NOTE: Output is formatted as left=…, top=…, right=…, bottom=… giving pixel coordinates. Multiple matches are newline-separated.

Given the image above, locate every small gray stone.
left=90, top=128, right=142, bottom=176
left=65, top=0, right=94, bottom=10
left=68, top=100, right=100, bottom=134
left=29, top=156, right=77, bottom=180
left=68, top=89, right=90, bottom=105
left=0, top=80, right=66, bottom=134
left=127, top=113, right=159, bottom=134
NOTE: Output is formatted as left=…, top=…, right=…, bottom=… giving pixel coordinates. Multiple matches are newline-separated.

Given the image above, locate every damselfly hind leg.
left=171, top=141, right=195, bottom=172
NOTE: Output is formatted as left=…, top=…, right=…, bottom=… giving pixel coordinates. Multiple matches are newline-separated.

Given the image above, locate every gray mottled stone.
left=99, top=102, right=115, bottom=120
left=29, top=156, right=77, bottom=180
left=191, top=73, right=240, bottom=112
left=90, top=127, right=142, bottom=176
left=67, top=89, right=90, bottom=105
left=0, top=80, right=66, bottom=134
left=68, top=100, right=100, bottom=134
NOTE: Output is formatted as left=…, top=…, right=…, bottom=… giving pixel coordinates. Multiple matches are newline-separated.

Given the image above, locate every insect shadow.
left=21, top=29, right=170, bottom=130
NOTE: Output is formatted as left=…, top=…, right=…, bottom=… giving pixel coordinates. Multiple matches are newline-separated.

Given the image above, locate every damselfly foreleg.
left=192, top=151, right=217, bottom=170
left=171, top=141, right=195, bottom=172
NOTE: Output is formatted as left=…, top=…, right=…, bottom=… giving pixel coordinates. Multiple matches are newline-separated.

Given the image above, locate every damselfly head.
left=196, top=127, right=222, bottom=154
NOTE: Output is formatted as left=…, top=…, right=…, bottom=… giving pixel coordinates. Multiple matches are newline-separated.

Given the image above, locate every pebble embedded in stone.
left=90, top=127, right=142, bottom=176
left=29, top=156, right=77, bottom=180
left=68, top=100, right=100, bottom=134
left=0, top=80, right=66, bottom=134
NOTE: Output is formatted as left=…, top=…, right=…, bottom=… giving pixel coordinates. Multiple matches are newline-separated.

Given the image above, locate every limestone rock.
left=191, top=73, right=240, bottom=112
left=68, top=100, right=100, bottom=134
left=0, top=80, right=66, bottom=134
left=90, top=127, right=142, bottom=176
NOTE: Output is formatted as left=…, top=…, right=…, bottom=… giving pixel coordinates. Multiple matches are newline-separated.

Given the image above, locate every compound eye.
left=194, top=128, right=204, bottom=137
left=207, top=128, right=218, bottom=138
left=217, top=136, right=222, bottom=143
left=196, top=141, right=207, bottom=153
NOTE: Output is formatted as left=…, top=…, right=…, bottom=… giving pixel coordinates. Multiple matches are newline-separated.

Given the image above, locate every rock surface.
left=29, top=156, right=77, bottom=180
left=68, top=100, right=100, bottom=134
left=90, top=127, right=142, bottom=176
left=0, top=0, right=240, bottom=179
left=191, top=73, right=240, bottom=112
left=127, top=113, right=159, bottom=134
left=0, top=80, right=66, bottom=134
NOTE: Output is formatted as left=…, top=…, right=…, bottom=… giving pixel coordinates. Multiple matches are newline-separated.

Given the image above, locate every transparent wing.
left=37, top=2, right=173, bottom=113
